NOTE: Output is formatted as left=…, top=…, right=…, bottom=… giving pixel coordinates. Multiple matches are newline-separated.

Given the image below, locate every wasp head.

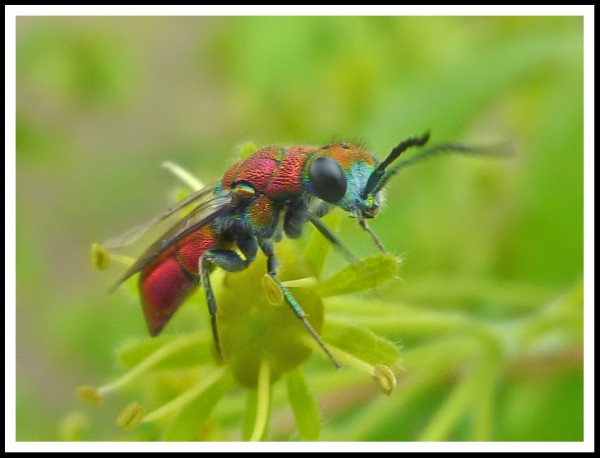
left=307, top=143, right=386, bottom=219
left=308, top=132, right=514, bottom=222
left=307, top=134, right=434, bottom=219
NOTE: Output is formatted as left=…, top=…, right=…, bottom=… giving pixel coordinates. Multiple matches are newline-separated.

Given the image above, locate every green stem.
left=418, top=369, right=478, bottom=441
left=99, top=333, right=207, bottom=395
left=333, top=369, right=434, bottom=441
left=334, top=337, right=481, bottom=440
left=142, top=366, right=229, bottom=423
left=249, top=359, right=271, bottom=442
left=472, top=361, right=499, bottom=441
left=162, top=161, right=203, bottom=191
left=109, top=253, right=136, bottom=267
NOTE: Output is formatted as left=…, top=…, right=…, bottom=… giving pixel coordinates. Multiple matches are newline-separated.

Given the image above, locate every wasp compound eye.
left=309, top=156, right=347, bottom=204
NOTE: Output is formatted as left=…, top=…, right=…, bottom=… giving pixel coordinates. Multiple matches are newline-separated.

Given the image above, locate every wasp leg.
left=358, top=219, right=387, bottom=253
left=200, top=237, right=257, bottom=361
left=283, top=200, right=308, bottom=239
left=258, top=238, right=341, bottom=369
left=306, top=212, right=358, bottom=265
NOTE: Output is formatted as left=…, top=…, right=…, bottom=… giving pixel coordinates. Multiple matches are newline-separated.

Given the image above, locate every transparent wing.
left=109, top=188, right=234, bottom=291
left=103, top=183, right=219, bottom=250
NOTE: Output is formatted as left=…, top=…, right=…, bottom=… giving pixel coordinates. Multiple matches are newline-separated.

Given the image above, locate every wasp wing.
left=109, top=190, right=234, bottom=291
left=103, top=183, right=219, bottom=250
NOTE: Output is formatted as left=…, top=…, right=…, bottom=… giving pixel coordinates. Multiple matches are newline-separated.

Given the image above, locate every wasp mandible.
left=105, top=133, right=513, bottom=368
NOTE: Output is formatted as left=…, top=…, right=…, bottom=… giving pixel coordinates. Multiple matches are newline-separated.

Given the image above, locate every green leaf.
left=326, top=297, right=479, bottom=337
left=242, top=389, right=258, bottom=441
left=316, top=253, right=399, bottom=297
left=286, top=369, right=321, bottom=441
left=117, top=332, right=212, bottom=370
left=162, top=368, right=233, bottom=441
left=323, top=321, right=400, bottom=367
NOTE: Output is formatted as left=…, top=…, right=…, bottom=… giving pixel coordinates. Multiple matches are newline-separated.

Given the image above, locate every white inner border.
left=6, top=5, right=594, bottom=453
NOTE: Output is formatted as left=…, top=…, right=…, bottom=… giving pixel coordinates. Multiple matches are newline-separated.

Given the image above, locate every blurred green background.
left=16, top=16, right=583, bottom=441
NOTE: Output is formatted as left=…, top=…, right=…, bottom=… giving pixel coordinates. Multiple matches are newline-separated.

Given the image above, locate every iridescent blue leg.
left=285, top=203, right=357, bottom=264
left=306, top=212, right=358, bottom=265
left=200, top=236, right=257, bottom=361
left=258, top=238, right=341, bottom=369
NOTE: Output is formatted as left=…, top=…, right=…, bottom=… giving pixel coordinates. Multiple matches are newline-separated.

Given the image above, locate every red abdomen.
left=139, top=225, right=220, bottom=336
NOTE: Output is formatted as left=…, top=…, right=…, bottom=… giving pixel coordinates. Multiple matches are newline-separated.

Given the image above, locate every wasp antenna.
left=373, top=139, right=517, bottom=194
left=380, top=132, right=431, bottom=171
left=361, top=132, right=430, bottom=198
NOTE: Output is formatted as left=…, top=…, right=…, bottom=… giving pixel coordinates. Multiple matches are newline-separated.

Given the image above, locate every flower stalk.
left=249, top=359, right=272, bottom=441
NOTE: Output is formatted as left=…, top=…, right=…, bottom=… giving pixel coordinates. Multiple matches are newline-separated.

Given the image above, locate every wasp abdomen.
left=139, top=225, right=220, bottom=336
